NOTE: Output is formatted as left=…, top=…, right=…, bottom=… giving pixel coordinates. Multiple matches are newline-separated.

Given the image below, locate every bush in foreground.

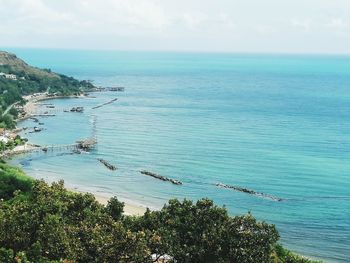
left=0, top=170, right=321, bottom=262
left=0, top=162, right=33, bottom=200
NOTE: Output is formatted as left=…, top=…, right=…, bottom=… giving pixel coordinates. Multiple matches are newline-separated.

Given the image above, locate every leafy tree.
left=106, top=196, right=125, bottom=221
left=0, top=172, right=321, bottom=263
left=0, top=247, right=13, bottom=263
left=0, top=180, right=152, bottom=262
left=132, top=198, right=279, bottom=263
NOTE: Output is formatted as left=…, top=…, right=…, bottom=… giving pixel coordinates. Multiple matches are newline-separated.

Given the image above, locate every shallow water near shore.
left=7, top=49, right=350, bottom=262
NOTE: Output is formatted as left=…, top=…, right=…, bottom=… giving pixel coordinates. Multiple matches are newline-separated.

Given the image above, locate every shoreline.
left=11, top=92, right=150, bottom=216
left=4, top=91, right=330, bottom=261
left=69, top=188, right=148, bottom=216
left=18, top=93, right=85, bottom=121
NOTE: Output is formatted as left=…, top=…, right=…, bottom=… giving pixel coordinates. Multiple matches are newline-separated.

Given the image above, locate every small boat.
left=70, top=107, right=84, bottom=112
left=75, top=106, right=84, bottom=112
left=34, top=127, right=43, bottom=132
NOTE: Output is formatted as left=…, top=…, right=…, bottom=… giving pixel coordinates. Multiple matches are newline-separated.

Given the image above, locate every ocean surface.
left=5, top=48, right=350, bottom=262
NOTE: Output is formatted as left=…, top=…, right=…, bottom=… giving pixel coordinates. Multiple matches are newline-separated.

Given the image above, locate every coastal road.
left=1, top=101, right=19, bottom=117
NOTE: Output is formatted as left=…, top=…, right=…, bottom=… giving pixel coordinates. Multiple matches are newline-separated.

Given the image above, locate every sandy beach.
left=20, top=92, right=85, bottom=120
left=11, top=93, right=148, bottom=216
left=70, top=188, right=148, bottom=216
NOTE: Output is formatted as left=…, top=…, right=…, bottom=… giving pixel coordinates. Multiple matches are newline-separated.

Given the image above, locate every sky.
left=1, top=0, right=350, bottom=53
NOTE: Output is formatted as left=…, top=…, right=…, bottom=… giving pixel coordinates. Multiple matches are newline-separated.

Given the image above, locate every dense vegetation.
left=0, top=135, right=27, bottom=153
left=0, top=164, right=321, bottom=263
left=0, top=51, right=95, bottom=128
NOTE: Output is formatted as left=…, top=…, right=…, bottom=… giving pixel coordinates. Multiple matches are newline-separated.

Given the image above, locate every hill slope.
left=0, top=51, right=58, bottom=79
left=0, top=50, right=95, bottom=128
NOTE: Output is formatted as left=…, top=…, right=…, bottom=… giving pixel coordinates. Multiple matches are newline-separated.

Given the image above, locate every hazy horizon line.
left=2, top=46, right=350, bottom=57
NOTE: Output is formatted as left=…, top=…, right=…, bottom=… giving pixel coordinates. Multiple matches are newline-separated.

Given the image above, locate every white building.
left=0, top=72, right=17, bottom=80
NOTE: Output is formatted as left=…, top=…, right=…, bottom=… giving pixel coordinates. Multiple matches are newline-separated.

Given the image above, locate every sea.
left=5, top=48, right=350, bottom=262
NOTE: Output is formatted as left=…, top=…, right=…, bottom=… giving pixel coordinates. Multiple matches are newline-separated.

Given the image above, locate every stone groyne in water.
left=215, top=183, right=283, bottom=202
left=98, top=158, right=117, bottom=171
left=92, top=98, right=118, bottom=109
left=140, top=170, right=182, bottom=185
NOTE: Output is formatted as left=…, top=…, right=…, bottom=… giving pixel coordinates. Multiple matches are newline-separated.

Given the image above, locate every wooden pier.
left=2, top=138, right=97, bottom=158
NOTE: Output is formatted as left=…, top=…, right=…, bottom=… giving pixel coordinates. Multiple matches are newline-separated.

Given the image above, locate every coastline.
left=10, top=92, right=149, bottom=216
left=70, top=188, right=148, bottom=216
left=19, top=92, right=85, bottom=121
left=5, top=90, right=328, bottom=261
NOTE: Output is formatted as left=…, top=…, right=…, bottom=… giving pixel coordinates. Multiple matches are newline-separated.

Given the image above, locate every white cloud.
left=182, top=13, right=209, bottom=30
left=291, top=18, right=312, bottom=32
left=76, top=0, right=170, bottom=32
left=326, top=18, right=347, bottom=30
left=1, top=0, right=350, bottom=53
left=217, top=13, right=236, bottom=29
left=255, top=25, right=276, bottom=35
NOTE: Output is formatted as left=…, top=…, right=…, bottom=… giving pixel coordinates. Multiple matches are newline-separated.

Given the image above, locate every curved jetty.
left=92, top=98, right=118, bottom=109
left=215, top=183, right=283, bottom=202
left=140, top=170, right=182, bottom=185
left=98, top=158, right=117, bottom=171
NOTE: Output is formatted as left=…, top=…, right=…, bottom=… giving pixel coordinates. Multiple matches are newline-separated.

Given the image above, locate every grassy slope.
left=0, top=161, right=34, bottom=200
left=0, top=51, right=58, bottom=79
left=0, top=50, right=95, bottom=128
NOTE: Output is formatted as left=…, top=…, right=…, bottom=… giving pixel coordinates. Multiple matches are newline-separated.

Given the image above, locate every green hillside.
left=0, top=51, right=95, bottom=128
left=0, top=51, right=58, bottom=79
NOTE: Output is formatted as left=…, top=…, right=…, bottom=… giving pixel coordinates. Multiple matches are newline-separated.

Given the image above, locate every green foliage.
left=0, top=164, right=321, bottom=263
left=0, top=135, right=26, bottom=152
left=0, top=51, right=96, bottom=128
left=130, top=199, right=279, bottom=263
left=0, top=180, right=151, bottom=262
left=272, top=244, right=322, bottom=263
left=0, top=114, right=16, bottom=129
left=106, top=196, right=125, bottom=221
left=0, top=247, right=14, bottom=263
left=0, top=162, right=33, bottom=200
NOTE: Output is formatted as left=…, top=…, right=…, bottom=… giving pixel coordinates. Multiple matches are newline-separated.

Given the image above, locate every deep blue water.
left=5, top=48, right=350, bottom=262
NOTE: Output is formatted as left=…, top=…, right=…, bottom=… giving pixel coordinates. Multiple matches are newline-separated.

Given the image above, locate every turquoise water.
left=6, top=48, right=350, bottom=262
